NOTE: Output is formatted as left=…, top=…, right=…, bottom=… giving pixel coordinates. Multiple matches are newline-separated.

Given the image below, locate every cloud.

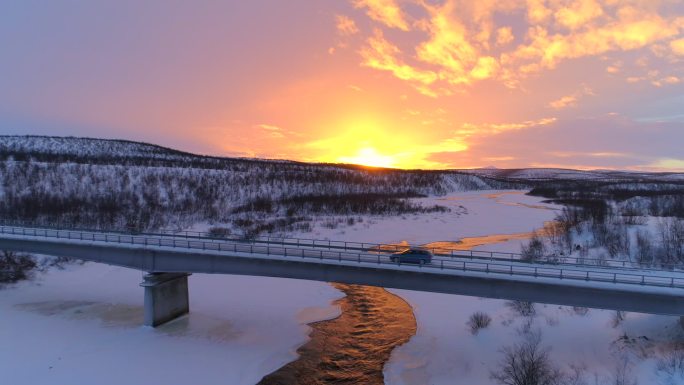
left=359, top=28, right=438, bottom=92
left=347, top=0, right=684, bottom=94
left=650, top=158, right=684, bottom=170
left=503, top=10, right=683, bottom=76
left=651, top=76, right=681, bottom=87
left=353, top=0, right=410, bottom=31
left=549, top=95, right=578, bottom=109
left=336, top=15, right=359, bottom=36
left=527, top=0, right=552, bottom=24
left=496, top=27, right=515, bottom=46
left=429, top=115, right=684, bottom=170
left=256, top=124, right=282, bottom=131
left=554, top=0, right=605, bottom=30
left=255, top=124, right=287, bottom=138
left=671, top=38, right=684, bottom=55
left=458, top=117, right=557, bottom=135
left=415, top=1, right=499, bottom=86
left=548, top=84, right=593, bottom=109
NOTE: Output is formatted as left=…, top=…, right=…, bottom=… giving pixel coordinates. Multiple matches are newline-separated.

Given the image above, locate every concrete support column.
left=140, top=272, right=190, bottom=327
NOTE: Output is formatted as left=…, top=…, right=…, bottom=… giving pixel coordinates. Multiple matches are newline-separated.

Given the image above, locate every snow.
left=361, top=192, right=684, bottom=385
left=2, top=189, right=682, bottom=385
left=300, top=190, right=562, bottom=246
left=0, top=263, right=342, bottom=385
left=461, top=167, right=684, bottom=182
left=383, top=292, right=681, bottom=385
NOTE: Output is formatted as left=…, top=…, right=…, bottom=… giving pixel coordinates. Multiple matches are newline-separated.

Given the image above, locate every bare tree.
left=656, top=347, right=684, bottom=378
left=522, top=232, right=547, bottom=262
left=610, top=357, right=637, bottom=385
left=634, top=229, right=653, bottom=267
left=611, top=311, right=626, bottom=328
left=658, top=218, right=684, bottom=266
left=0, top=251, right=37, bottom=283
left=491, top=331, right=564, bottom=385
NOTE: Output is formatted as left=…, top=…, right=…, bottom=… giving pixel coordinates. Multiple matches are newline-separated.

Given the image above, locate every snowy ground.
left=0, top=264, right=341, bottom=385
left=384, top=285, right=683, bottom=385
left=300, top=190, right=561, bottom=248
left=369, top=194, right=684, bottom=385
left=2, top=190, right=682, bottom=384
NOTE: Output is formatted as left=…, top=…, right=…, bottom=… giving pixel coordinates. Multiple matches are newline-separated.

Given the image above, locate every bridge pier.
left=140, top=272, right=190, bottom=327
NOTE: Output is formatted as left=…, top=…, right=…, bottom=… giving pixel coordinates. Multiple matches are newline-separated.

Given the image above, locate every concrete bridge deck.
left=1, top=225, right=683, bottom=326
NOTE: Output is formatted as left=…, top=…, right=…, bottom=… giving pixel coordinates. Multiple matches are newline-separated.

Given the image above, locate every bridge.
left=1, top=224, right=683, bottom=327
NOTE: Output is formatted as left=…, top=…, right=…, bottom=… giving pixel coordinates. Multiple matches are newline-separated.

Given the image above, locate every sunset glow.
left=339, top=147, right=396, bottom=168
left=1, top=1, right=684, bottom=170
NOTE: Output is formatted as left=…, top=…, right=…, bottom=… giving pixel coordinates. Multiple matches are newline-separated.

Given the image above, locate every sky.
left=1, top=0, right=684, bottom=171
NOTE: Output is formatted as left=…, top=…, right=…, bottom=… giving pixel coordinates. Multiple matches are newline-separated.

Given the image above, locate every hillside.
left=462, top=167, right=684, bottom=182
left=0, top=135, right=516, bottom=235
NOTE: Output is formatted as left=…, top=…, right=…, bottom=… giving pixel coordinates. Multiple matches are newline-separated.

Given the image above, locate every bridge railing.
left=0, top=221, right=679, bottom=273
left=1, top=225, right=683, bottom=290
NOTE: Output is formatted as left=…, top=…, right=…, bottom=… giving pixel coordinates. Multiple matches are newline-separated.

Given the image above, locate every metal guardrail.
left=0, top=222, right=677, bottom=274
left=1, top=225, right=683, bottom=290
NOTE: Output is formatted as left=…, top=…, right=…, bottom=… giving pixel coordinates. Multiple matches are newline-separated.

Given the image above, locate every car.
left=390, top=247, right=433, bottom=265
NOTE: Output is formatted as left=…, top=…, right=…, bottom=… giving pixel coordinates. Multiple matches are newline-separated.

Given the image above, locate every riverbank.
left=0, top=264, right=342, bottom=385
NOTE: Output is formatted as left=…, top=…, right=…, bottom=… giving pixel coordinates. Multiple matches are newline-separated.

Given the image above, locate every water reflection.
left=258, top=284, right=416, bottom=385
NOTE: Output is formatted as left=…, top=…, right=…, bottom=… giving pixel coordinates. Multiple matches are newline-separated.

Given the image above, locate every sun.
left=338, top=147, right=395, bottom=168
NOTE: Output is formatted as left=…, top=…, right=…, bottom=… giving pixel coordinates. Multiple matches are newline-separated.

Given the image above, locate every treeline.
left=522, top=179, right=684, bottom=268
left=234, top=193, right=450, bottom=216
left=528, top=181, right=684, bottom=218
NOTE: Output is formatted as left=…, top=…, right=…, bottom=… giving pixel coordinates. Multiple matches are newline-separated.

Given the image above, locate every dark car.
left=390, top=248, right=433, bottom=265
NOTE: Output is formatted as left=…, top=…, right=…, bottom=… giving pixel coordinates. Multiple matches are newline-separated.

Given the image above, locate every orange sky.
left=1, top=1, right=684, bottom=170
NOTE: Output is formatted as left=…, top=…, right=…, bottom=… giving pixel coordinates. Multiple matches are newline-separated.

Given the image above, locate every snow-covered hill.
left=0, top=135, right=517, bottom=235
left=462, top=167, right=684, bottom=182
left=0, top=135, right=193, bottom=161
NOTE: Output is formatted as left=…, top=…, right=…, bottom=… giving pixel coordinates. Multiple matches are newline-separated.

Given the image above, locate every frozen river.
left=1, top=190, right=680, bottom=384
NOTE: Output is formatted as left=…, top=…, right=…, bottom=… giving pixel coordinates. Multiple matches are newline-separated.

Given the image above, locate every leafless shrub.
left=658, top=218, right=684, bottom=266
left=322, top=218, right=341, bottom=229
left=595, top=251, right=609, bottom=267
left=557, top=207, right=583, bottom=229
left=656, top=348, right=684, bottom=378
left=610, top=357, right=637, bottom=385
left=577, top=241, right=590, bottom=265
left=490, top=331, right=564, bottom=385
left=207, top=226, right=231, bottom=238
left=611, top=311, right=626, bottom=328
left=0, top=251, right=37, bottom=283
left=468, top=311, right=492, bottom=334
left=572, top=307, right=589, bottom=316
left=45, top=256, right=77, bottom=270
left=564, top=364, right=588, bottom=385
left=634, top=229, right=654, bottom=266
left=620, top=202, right=647, bottom=225
left=522, top=232, right=547, bottom=262
left=507, top=300, right=537, bottom=318
left=547, top=220, right=572, bottom=256
left=604, top=223, right=630, bottom=258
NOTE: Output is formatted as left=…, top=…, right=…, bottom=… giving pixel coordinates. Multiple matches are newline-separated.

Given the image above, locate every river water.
left=259, top=191, right=555, bottom=385
left=258, top=284, right=416, bottom=385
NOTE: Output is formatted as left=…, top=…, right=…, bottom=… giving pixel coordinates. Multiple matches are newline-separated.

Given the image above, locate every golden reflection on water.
left=261, top=204, right=559, bottom=385
left=373, top=220, right=558, bottom=254
left=258, top=284, right=416, bottom=385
